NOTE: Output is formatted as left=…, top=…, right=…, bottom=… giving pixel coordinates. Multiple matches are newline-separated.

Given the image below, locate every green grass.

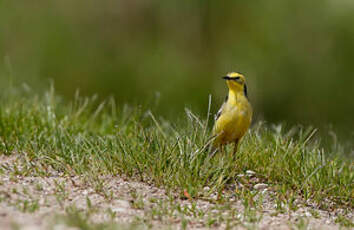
left=0, top=85, right=352, bottom=215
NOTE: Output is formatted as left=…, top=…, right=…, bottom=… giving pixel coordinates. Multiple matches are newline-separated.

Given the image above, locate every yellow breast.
left=213, top=94, right=252, bottom=146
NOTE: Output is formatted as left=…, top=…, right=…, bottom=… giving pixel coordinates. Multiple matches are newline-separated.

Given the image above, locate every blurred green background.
left=1, top=0, right=354, bottom=140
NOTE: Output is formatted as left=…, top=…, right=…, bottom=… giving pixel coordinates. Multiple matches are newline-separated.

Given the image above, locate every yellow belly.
left=213, top=104, right=252, bottom=146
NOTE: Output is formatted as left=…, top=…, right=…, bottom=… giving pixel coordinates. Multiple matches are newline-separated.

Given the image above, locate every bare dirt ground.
left=0, top=155, right=352, bottom=230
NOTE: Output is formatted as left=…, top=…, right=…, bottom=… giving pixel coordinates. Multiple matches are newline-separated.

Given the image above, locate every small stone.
left=203, top=186, right=210, bottom=192
left=111, top=199, right=131, bottom=213
left=246, top=170, right=256, bottom=176
left=111, top=207, right=128, bottom=213
left=254, top=183, right=268, bottom=190
left=115, top=199, right=131, bottom=208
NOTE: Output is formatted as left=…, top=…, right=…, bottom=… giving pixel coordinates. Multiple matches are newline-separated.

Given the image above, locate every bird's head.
left=223, top=72, right=248, bottom=97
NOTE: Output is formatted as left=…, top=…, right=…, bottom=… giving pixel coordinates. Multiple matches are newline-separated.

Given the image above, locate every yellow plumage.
left=212, top=72, right=252, bottom=154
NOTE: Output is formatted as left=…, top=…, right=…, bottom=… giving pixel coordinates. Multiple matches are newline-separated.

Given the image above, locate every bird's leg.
left=221, top=145, right=226, bottom=153
left=233, top=139, right=239, bottom=155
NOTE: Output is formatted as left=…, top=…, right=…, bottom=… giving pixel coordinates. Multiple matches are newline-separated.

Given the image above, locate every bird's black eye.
left=233, top=77, right=240, bottom=81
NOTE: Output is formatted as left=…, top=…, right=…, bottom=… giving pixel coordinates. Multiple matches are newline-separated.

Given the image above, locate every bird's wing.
left=215, top=95, right=228, bottom=121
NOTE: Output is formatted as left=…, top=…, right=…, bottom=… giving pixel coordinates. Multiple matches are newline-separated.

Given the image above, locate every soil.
left=0, top=155, right=351, bottom=230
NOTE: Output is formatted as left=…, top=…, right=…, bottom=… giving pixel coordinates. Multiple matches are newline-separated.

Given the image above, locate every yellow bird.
left=212, top=72, right=253, bottom=154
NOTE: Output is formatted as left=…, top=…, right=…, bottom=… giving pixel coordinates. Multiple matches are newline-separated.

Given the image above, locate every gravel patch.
left=0, top=155, right=352, bottom=229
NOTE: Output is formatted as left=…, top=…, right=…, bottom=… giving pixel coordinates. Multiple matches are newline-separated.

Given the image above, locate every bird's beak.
left=223, top=76, right=231, bottom=80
